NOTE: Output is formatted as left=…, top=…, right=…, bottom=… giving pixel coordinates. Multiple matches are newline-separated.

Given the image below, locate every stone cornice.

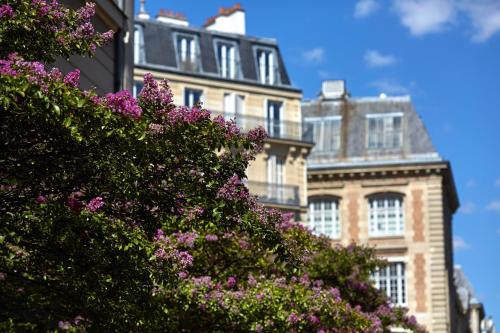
left=307, top=161, right=459, bottom=213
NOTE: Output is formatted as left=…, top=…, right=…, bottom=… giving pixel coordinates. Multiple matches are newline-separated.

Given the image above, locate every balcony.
left=247, top=181, right=300, bottom=206
left=214, top=112, right=314, bottom=143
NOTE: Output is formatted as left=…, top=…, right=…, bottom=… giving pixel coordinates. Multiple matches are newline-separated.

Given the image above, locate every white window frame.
left=308, top=198, right=341, bottom=239
left=215, top=39, right=240, bottom=79
left=368, top=194, right=404, bottom=237
left=265, top=99, right=283, bottom=138
left=267, top=155, right=285, bottom=202
left=174, top=33, right=200, bottom=71
left=134, top=24, right=145, bottom=64
left=372, top=260, right=407, bottom=306
left=366, top=113, right=403, bottom=149
left=305, top=116, right=342, bottom=152
left=254, top=47, right=280, bottom=85
left=223, top=93, right=245, bottom=118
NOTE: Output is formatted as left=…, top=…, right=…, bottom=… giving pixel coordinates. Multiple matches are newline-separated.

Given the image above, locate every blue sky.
left=137, top=0, right=500, bottom=323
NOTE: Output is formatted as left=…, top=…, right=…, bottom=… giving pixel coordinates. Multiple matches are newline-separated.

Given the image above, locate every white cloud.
left=486, top=200, right=500, bottom=212
left=497, top=228, right=500, bottom=236
left=302, top=48, right=325, bottom=64
left=364, top=50, right=398, bottom=67
left=369, top=79, right=412, bottom=95
left=495, top=178, right=500, bottom=187
left=459, top=202, right=476, bottom=214
left=453, top=236, right=470, bottom=251
left=390, top=0, right=500, bottom=42
left=318, top=70, right=331, bottom=79
left=355, top=0, right=380, bottom=18
left=466, top=179, right=477, bottom=188
left=460, top=0, right=500, bottom=42
left=392, top=0, right=456, bottom=36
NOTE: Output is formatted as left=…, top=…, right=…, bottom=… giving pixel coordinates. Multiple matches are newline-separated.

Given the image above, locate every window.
left=176, top=34, right=199, bottom=72
left=133, top=81, right=144, bottom=98
left=306, top=117, right=342, bottom=153
left=134, top=25, right=145, bottom=64
left=367, top=113, right=403, bottom=149
left=267, top=155, right=285, bottom=202
left=184, top=88, right=203, bottom=108
left=256, top=48, right=279, bottom=85
left=372, top=262, right=406, bottom=305
left=266, top=100, right=283, bottom=138
left=216, top=41, right=240, bottom=79
left=308, top=198, right=340, bottom=238
left=223, top=93, right=244, bottom=117
left=368, top=194, right=404, bottom=237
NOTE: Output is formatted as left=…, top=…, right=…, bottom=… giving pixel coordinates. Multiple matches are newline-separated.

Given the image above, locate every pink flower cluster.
left=166, top=106, right=211, bottom=127
left=63, top=69, right=80, bottom=87
left=0, top=4, right=13, bottom=18
left=205, top=234, right=218, bottom=242
left=216, top=175, right=249, bottom=201
left=104, top=90, right=143, bottom=119
left=28, top=0, right=113, bottom=53
left=246, top=126, right=267, bottom=152
left=86, top=196, right=104, bottom=212
left=212, top=115, right=243, bottom=141
left=174, top=231, right=199, bottom=248
left=139, top=73, right=173, bottom=109
left=154, top=229, right=194, bottom=271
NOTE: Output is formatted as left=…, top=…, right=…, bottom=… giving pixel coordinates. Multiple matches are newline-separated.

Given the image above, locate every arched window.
left=368, top=193, right=404, bottom=237
left=308, top=198, right=340, bottom=239
left=134, top=25, right=145, bottom=64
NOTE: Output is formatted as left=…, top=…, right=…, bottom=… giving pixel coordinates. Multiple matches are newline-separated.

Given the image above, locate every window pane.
left=369, top=195, right=404, bottom=236
left=308, top=198, right=340, bottom=238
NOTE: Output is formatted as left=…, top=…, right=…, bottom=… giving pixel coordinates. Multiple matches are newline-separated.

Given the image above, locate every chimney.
left=204, top=3, right=245, bottom=35
left=320, top=80, right=348, bottom=100
left=137, top=0, right=150, bottom=19
left=156, top=9, right=189, bottom=26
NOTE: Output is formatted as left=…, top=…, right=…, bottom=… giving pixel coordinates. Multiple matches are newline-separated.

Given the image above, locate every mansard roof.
left=134, top=18, right=298, bottom=92
left=302, top=95, right=441, bottom=169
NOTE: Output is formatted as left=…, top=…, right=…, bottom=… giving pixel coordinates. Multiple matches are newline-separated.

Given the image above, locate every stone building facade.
left=303, top=81, right=459, bottom=332
left=133, top=4, right=312, bottom=219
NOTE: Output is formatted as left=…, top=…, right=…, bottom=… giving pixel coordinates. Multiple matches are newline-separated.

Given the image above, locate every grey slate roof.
left=303, top=96, right=441, bottom=169
left=135, top=18, right=297, bottom=91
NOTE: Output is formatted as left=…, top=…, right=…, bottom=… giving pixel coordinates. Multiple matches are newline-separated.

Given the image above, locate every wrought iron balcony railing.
left=213, top=111, right=314, bottom=143
left=247, top=181, right=300, bottom=206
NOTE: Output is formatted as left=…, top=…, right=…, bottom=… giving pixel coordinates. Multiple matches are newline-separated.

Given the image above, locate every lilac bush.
left=0, top=2, right=427, bottom=332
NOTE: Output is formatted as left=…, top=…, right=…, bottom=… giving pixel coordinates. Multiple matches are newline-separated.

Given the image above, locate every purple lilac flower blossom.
left=63, top=69, right=80, bottom=87
left=86, top=197, right=104, bottom=212
left=139, top=73, right=173, bottom=107
left=36, top=195, right=48, bottom=204
left=217, top=175, right=249, bottom=201
left=205, top=234, right=218, bottom=242
left=105, top=90, right=142, bottom=119
left=287, top=312, right=299, bottom=325
left=226, top=276, right=236, bottom=289
left=0, top=4, right=14, bottom=18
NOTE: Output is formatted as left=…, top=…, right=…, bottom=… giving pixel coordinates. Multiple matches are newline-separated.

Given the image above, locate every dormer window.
left=306, top=116, right=342, bottom=153
left=256, top=48, right=278, bottom=85
left=176, top=34, right=199, bottom=72
left=367, top=113, right=403, bottom=149
left=134, top=24, right=145, bottom=64
left=216, top=40, right=240, bottom=79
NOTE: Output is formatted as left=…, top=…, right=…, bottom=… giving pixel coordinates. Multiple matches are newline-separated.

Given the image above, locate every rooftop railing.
left=247, top=181, right=300, bottom=206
